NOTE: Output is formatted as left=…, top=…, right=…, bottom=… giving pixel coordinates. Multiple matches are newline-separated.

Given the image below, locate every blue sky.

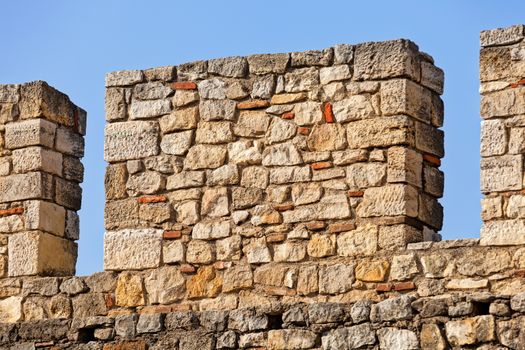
left=2, top=1, right=524, bottom=275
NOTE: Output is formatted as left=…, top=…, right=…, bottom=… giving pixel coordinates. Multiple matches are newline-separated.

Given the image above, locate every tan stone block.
left=307, top=124, right=347, bottom=151
left=186, top=240, right=215, bottom=264
left=267, top=329, right=317, bottom=350
left=201, top=187, right=229, bottom=218
left=223, top=264, right=253, bottom=292
left=307, top=234, right=336, bottom=258
left=104, top=229, right=162, bottom=270
left=5, top=119, right=56, bottom=150
left=24, top=200, right=66, bottom=237
left=319, top=263, right=354, bottom=294
left=116, top=272, right=144, bottom=307
left=12, top=147, right=62, bottom=176
left=346, top=116, right=415, bottom=149
left=481, top=88, right=525, bottom=118
left=104, top=198, right=139, bottom=230
left=184, top=145, right=227, bottom=170
left=186, top=266, right=222, bottom=299
left=381, top=79, right=435, bottom=123
left=234, top=110, right=270, bottom=137
left=297, top=265, right=318, bottom=295
left=144, top=266, right=185, bottom=304
left=346, top=162, right=386, bottom=189
left=387, top=147, right=422, bottom=187
left=357, top=184, right=418, bottom=218
left=445, top=315, right=495, bottom=347
left=273, top=242, right=306, bottom=262
left=420, top=254, right=454, bottom=278
left=0, top=296, right=22, bottom=323
left=446, top=278, right=489, bottom=290
left=481, top=219, right=525, bottom=246
left=390, top=254, right=419, bottom=281
left=8, top=231, right=76, bottom=277
left=421, top=323, right=447, bottom=350
left=159, top=106, right=199, bottom=132
left=480, top=119, right=507, bottom=156
left=355, top=260, right=389, bottom=282
left=0, top=172, right=53, bottom=203
left=105, top=163, right=128, bottom=200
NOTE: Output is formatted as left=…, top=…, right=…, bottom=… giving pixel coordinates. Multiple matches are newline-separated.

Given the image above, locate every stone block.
left=24, top=200, right=66, bottom=237
left=184, top=145, right=227, bottom=170
left=481, top=88, right=525, bottom=118
left=377, top=328, right=419, bottom=350
left=55, top=126, right=84, bottom=157
left=8, top=231, right=76, bottom=277
left=267, top=329, right=318, bottom=350
left=319, top=263, right=354, bottom=294
left=354, top=39, right=420, bottom=81
left=346, top=162, right=386, bottom=189
left=5, top=118, right=56, bottom=149
left=104, top=121, right=159, bottom=162
left=247, top=53, right=290, bottom=74
left=381, top=79, right=435, bottom=123
left=357, top=184, right=418, bottom=218
left=208, top=56, right=248, bottom=77
left=284, top=68, right=320, bottom=93
left=481, top=219, right=525, bottom=246
left=346, top=116, right=415, bottom=149
left=134, top=81, right=172, bottom=100
left=322, top=324, right=376, bottom=350
left=104, top=229, right=162, bottom=270
left=387, top=146, right=422, bottom=186
left=144, top=266, right=185, bottom=304
left=337, top=224, right=378, bottom=257
left=480, top=24, right=524, bottom=47
left=0, top=172, right=53, bottom=203
left=160, top=106, right=199, bottom=132
left=307, top=123, right=347, bottom=151
left=106, top=70, right=144, bottom=87
left=480, top=155, right=522, bottom=193
left=55, top=177, right=82, bottom=210
left=199, top=99, right=236, bottom=121
left=445, top=315, right=495, bottom=346
left=415, top=121, right=444, bottom=157
left=291, top=49, right=333, bottom=67
left=12, top=146, right=62, bottom=176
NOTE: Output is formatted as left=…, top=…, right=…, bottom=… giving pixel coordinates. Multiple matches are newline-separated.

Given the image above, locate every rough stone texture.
left=104, top=229, right=162, bottom=270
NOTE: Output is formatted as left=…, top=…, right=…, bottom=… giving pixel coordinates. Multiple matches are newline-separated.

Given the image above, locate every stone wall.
left=102, top=39, right=445, bottom=308
left=0, top=81, right=85, bottom=278
left=3, top=24, right=525, bottom=350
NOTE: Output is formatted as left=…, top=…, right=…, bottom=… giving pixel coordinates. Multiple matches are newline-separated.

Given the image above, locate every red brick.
left=171, top=81, right=197, bottom=90
left=237, top=100, right=270, bottom=110
left=273, top=204, right=294, bottom=211
left=328, top=222, right=356, bottom=233
left=376, top=283, right=392, bottom=292
left=514, top=269, right=525, bottom=278
left=137, top=195, right=168, bottom=204
left=423, top=153, right=441, bottom=167
left=323, top=102, right=335, bottom=123
left=213, top=261, right=227, bottom=270
left=297, top=127, right=310, bottom=135
left=311, top=162, right=333, bottom=170
left=163, top=230, right=182, bottom=239
left=394, top=281, right=416, bottom=291
left=0, top=207, right=24, bottom=217
left=180, top=264, right=196, bottom=273
left=511, top=79, right=525, bottom=88
left=305, top=221, right=326, bottom=231
left=282, top=112, right=295, bottom=120
left=347, top=190, right=365, bottom=197
left=105, top=293, right=115, bottom=309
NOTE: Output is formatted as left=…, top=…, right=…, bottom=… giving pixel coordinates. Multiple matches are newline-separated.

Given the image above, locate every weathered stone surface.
left=266, top=117, right=296, bottom=144
left=104, top=229, right=162, bottom=270
left=216, top=235, right=242, bottom=261
left=285, top=67, right=320, bottom=93
left=291, top=49, right=333, bottom=67
left=481, top=88, right=525, bottom=118
left=0, top=297, right=22, bottom=323
left=346, top=116, right=414, bottom=149
left=198, top=79, right=227, bottom=99
left=480, top=24, right=524, bottom=47
left=293, top=101, right=323, bottom=125
left=445, top=315, right=495, bottom=346
left=129, top=99, right=171, bottom=119
left=481, top=155, right=522, bottom=192
left=248, top=53, right=290, bottom=74
left=201, top=187, right=230, bottom=218
left=371, top=295, right=413, bottom=322
left=160, top=130, right=193, bottom=155
left=355, top=260, right=389, bottom=282
left=319, top=65, right=352, bottom=85
left=307, top=234, right=336, bottom=258
left=193, top=221, right=230, bottom=240
left=267, top=329, right=317, bottom=350
left=332, top=95, right=376, bottom=122
left=199, top=99, right=236, bottom=121
left=186, top=266, right=222, bottom=299
left=262, top=143, right=302, bottom=166
left=377, top=328, right=419, bottom=350
left=160, top=106, right=199, bottom=132
left=481, top=219, right=525, bottom=246
left=167, top=171, right=205, bottom=190
left=346, top=162, right=386, bottom=189
left=223, top=264, right=253, bottom=292
left=337, top=225, right=378, bottom=257
left=106, top=70, right=144, bottom=86
left=144, top=266, right=185, bottom=304
left=186, top=240, right=215, bottom=264
left=480, top=119, right=507, bottom=156
left=282, top=193, right=350, bottom=223
left=5, top=119, right=56, bottom=150
left=390, top=254, right=419, bottom=281
left=354, top=39, right=420, bottom=81
left=273, top=242, right=306, bottom=262
left=184, top=145, right=227, bottom=170
left=208, top=56, right=248, bottom=78
left=319, top=263, right=354, bottom=294
left=357, top=184, right=418, bottom=218
left=105, top=121, right=159, bottom=162
left=307, top=123, right=347, bottom=151
left=322, top=324, right=376, bottom=350
left=251, top=75, right=276, bottom=99
left=228, top=140, right=263, bottom=165
left=126, top=171, right=164, bottom=196
left=115, top=272, right=144, bottom=307
left=234, top=110, right=270, bottom=137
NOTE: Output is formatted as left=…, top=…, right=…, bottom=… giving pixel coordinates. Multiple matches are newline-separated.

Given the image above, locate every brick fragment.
left=328, top=222, right=356, bottom=233
left=273, top=204, right=294, bottom=211
left=171, top=81, right=197, bottom=90
left=311, top=161, right=333, bottom=170
left=0, top=207, right=24, bottom=217
left=306, top=221, right=326, bottom=230
left=323, top=102, right=335, bottom=123
left=214, top=261, right=227, bottom=270
left=137, top=195, right=168, bottom=204
left=282, top=112, right=295, bottom=120
left=105, top=293, right=115, bottom=309
left=514, top=269, right=525, bottom=278
left=180, top=264, right=196, bottom=273
left=347, top=190, right=365, bottom=197
left=510, top=79, right=525, bottom=88
left=267, top=233, right=286, bottom=243
left=394, top=281, right=416, bottom=291
left=376, top=283, right=392, bottom=292
left=163, top=230, right=182, bottom=239
left=298, top=127, right=310, bottom=135
left=237, top=100, right=270, bottom=110
left=423, top=153, right=441, bottom=167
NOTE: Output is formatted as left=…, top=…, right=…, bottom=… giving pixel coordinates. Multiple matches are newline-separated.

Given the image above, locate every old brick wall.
left=2, top=24, right=525, bottom=350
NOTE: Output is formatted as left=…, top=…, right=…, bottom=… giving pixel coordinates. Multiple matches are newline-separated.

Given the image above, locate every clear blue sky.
left=2, top=1, right=523, bottom=275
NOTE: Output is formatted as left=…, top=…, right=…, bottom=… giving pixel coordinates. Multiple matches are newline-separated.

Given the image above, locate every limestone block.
left=0, top=172, right=53, bottom=203
left=267, top=329, right=318, bottom=350
left=355, top=260, right=389, bottom=282
left=354, top=39, right=420, bottom=81
left=104, top=229, right=162, bottom=270
left=195, top=121, right=233, bottom=144
left=199, top=99, right=236, bottom=121
left=322, top=324, right=376, bottom=350
left=262, top=143, right=302, bottom=166
left=291, top=49, right=333, bottom=67
left=357, top=184, right=418, bottom=218
left=346, top=116, right=415, bottom=149
left=106, top=70, right=144, bottom=87
left=216, top=235, right=242, bottom=261
left=159, top=106, right=199, bottom=132
left=56, top=127, right=84, bottom=158
left=104, top=198, right=139, bottom=229
left=105, top=88, right=127, bottom=121
left=247, top=53, right=290, bottom=74
left=12, top=147, right=62, bottom=176
left=0, top=84, right=19, bottom=103
left=387, top=146, right=422, bottom=186
left=186, top=240, right=215, bottom=264
left=184, top=145, right=227, bottom=170
left=228, top=140, right=263, bottom=165
left=133, top=82, right=172, bottom=100
left=418, top=193, right=443, bottom=230
left=198, top=78, right=226, bottom=100
left=266, top=117, right=296, bottom=144
left=270, top=166, right=311, bottom=185
left=273, top=242, right=306, bottom=262
left=480, top=46, right=525, bottom=82
left=104, top=121, right=159, bottom=162
left=234, top=111, right=270, bottom=137
left=481, top=88, right=525, bottom=118
left=333, top=149, right=368, bottom=166
left=285, top=67, right=319, bottom=93
left=201, top=187, right=230, bottom=218
left=0, top=297, right=22, bottom=323
left=337, top=224, right=378, bottom=257
left=508, top=127, right=525, bottom=154
left=319, top=65, right=352, bottom=85
left=0, top=215, right=23, bottom=233
left=421, top=61, right=444, bottom=95
left=480, top=155, right=522, bottom=192
left=445, top=315, right=495, bottom=346
left=377, top=328, right=419, bottom=350
left=63, top=156, right=84, bottom=182
left=167, top=171, right=205, bottom=190
left=424, top=165, right=444, bottom=197
left=177, top=60, right=208, bottom=81
left=55, top=178, right=82, bottom=210
left=282, top=193, right=350, bottom=223
left=307, top=234, right=336, bottom=258
left=245, top=237, right=272, bottom=264
left=381, top=79, right=435, bottom=123
left=331, top=95, right=376, bottom=122
left=319, top=263, right=354, bottom=294
left=251, top=74, right=276, bottom=99
left=160, top=130, right=194, bottom=155
left=241, top=166, right=268, bottom=189
left=8, top=231, right=76, bottom=277
left=65, top=210, right=80, bottom=240
left=333, top=44, right=354, bottom=64
left=293, top=101, right=322, bottom=126
left=105, top=163, right=128, bottom=200
left=173, top=89, right=199, bottom=107
left=5, top=119, right=56, bottom=150
left=24, top=200, right=66, bottom=237
left=208, top=56, right=248, bottom=78
left=390, top=254, right=419, bottom=281
left=481, top=219, right=525, bottom=246
left=480, top=24, right=524, bottom=47
left=192, top=221, right=230, bottom=240
left=144, top=266, right=185, bottom=304
left=307, top=123, right=347, bottom=151
left=115, top=272, right=144, bottom=307
left=223, top=264, right=253, bottom=292
left=346, top=162, right=386, bottom=189
left=291, top=183, right=323, bottom=206
left=420, top=254, right=454, bottom=278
